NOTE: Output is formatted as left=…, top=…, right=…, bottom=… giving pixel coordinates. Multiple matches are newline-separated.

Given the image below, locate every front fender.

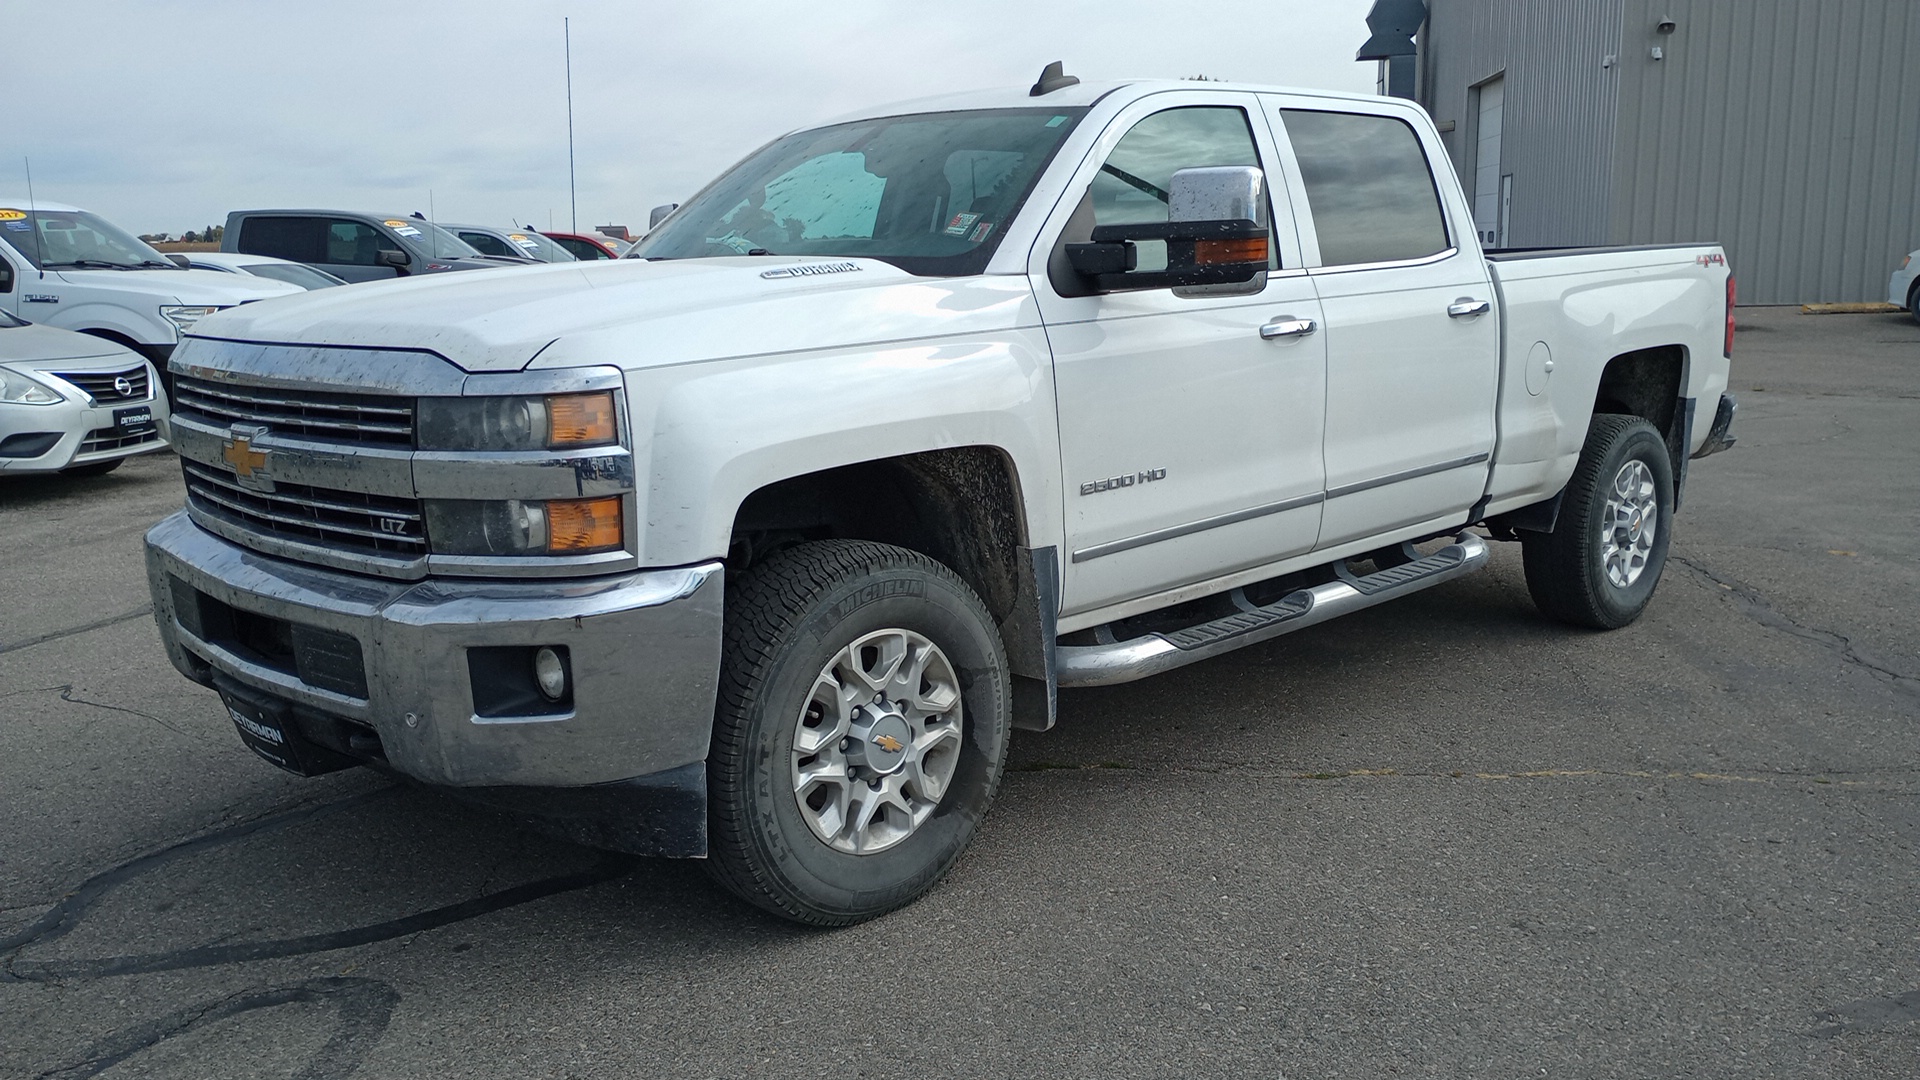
left=41, top=300, right=172, bottom=346
left=626, top=329, right=1062, bottom=567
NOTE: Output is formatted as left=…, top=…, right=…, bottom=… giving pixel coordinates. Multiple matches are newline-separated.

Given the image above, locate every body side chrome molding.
left=1057, top=533, right=1489, bottom=687
left=1324, top=452, right=1490, bottom=500
left=1071, top=491, right=1324, bottom=564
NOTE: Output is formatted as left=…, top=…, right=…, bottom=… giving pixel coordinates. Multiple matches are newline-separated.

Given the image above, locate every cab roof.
left=816, top=76, right=1389, bottom=127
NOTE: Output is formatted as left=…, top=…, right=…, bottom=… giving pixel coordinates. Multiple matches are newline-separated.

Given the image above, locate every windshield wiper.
left=42, top=259, right=139, bottom=270
left=134, top=259, right=179, bottom=269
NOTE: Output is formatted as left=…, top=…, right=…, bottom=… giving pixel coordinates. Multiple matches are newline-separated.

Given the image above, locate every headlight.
left=160, top=305, right=225, bottom=333
left=416, top=392, right=618, bottom=451
left=0, top=368, right=64, bottom=405
left=424, top=496, right=624, bottom=556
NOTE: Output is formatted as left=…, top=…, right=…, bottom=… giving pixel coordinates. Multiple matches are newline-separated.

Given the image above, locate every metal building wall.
left=1610, top=0, right=1920, bottom=304
left=1417, top=0, right=1627, bottom=248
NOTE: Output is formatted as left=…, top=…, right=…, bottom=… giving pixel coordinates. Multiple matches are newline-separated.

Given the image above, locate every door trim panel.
left=1071, top=490, right=1326, bottom=563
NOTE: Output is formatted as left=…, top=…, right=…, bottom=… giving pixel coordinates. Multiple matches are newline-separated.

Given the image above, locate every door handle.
left=1259, top=317, right=1317, bottom=340
left=1447, top=298, right=1491, bottom=318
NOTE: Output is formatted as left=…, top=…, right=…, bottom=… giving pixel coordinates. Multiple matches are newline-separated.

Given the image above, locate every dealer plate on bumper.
left=113, top=404, right=153, bottom=429
left=219, top=687, right=353, bottom=777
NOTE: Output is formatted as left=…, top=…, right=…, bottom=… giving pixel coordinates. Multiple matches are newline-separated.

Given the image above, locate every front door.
left=1032, top=93, right=1327, bottom=618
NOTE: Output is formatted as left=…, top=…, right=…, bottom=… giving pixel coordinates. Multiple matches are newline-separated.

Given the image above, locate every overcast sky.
left=7, top=0, right=1379, bottom=237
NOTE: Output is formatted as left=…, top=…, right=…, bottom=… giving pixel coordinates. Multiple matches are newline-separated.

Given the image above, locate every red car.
left=540, top=231, right=629, bottom=260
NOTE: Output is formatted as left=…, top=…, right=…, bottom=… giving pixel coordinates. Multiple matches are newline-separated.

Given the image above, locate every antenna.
left=429, top=189, right=438, bottom=258
left=565, top=17, right=577, bottom=232
left=22, top=156, right=45, bottom=278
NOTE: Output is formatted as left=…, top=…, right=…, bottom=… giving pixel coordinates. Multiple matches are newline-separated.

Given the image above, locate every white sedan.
left=183, top=251, right=346, bottom=290
left=1891, top=248, right=1919, bottom=322
left=0, top=311, right=167, bottom=475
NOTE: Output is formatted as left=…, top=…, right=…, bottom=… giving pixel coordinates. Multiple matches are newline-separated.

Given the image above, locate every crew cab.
left=0, top=200, right=300, bottom=372
left=145, top=71, right=1737, bottom=926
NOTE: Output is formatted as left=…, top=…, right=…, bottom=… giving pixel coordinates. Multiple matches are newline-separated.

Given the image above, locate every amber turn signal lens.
left=546, top=496, right=624, bottom=552
left=1194, top=237, right=1268, bottom=266
left=548, top=392, right=617, bottom=446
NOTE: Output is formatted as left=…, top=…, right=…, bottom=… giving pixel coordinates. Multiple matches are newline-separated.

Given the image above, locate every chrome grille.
left=173, top=376, right=414, bottom=448
left=53, top=365, right=150, bottom=403
left=183, top=460, right=425, bottom=558
left=80, top=424, right=162, bottom=454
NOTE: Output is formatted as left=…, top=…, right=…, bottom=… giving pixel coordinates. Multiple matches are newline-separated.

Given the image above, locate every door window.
left=325, top=220, right=399, bottom=266
left=459, top=231, right=516, bottom=258
left=1088, top=106, right=1270, bottom=271
left=1279, top=109, right=1450, bottom=267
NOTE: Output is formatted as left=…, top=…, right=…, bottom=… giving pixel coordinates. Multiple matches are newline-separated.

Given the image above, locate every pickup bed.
left=145, top=73, right=1736, bottom=925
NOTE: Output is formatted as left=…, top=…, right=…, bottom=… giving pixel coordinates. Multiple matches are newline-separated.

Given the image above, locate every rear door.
left=1264, top=99, right=1499, bottom=551
left=1030, top=90, right=1327, bottom=618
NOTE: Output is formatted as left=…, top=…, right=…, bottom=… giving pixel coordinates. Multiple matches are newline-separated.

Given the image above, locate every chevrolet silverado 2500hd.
left=145, top=72, right=1737, bottom=925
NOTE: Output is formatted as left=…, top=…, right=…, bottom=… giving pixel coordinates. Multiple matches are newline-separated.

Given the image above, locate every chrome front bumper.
left=145, top=511, right=724, bottom=789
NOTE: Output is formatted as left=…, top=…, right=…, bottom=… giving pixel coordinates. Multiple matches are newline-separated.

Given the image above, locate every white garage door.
left=1473, top=76, right=1504, bottom=246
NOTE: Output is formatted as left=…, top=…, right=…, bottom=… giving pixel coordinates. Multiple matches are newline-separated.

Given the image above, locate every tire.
left=61, top=458, right=124, bottom=477
left=1522, top=414, right=1674, bottom=629
left=1908, top=282, right=1920, bottom=325
left=706, top=540, right=1011, bottom=925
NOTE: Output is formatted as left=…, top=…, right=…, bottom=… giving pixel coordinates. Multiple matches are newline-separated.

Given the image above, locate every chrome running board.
left=1055, top=533, right=1490, bottom=688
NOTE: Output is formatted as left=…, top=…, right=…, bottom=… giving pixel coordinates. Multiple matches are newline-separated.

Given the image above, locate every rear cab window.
left=1277, top=109, right=1451, bottom=267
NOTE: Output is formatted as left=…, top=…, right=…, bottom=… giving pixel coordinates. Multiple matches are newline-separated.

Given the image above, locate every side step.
left=1055, top=533, right=1490, bottom=688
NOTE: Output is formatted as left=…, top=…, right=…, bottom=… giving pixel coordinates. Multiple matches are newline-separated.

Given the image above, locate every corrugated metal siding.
left=1418, top=0, right=1626, bottom=247
left=1611, top=0, right=1920, bottom=303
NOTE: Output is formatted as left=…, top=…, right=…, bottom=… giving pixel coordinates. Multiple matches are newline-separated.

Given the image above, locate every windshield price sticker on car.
left=383, top=220, right=424, bottom=238
left=943, top=212, right=981, bottom=236
left=510, top=234, right=539, bottom=249
left=0, top=209, right=26, bottom=221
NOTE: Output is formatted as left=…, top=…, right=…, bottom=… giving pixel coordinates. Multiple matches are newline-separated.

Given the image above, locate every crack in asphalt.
left=1, top=786, right=636, bottom=984
left=30, top=683, right=211, bottom=743
left=1672, top=554, right=1920, bottom=699
left=0, top=606, right=154, bottom=655
left=33, top=976, right=401, bottom=1080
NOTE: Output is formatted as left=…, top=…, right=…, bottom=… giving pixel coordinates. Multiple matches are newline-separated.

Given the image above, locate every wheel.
left=706, top=539, right=1011, bottom=925
left=1908, top=281, right=1920, bottom=325
left=61, top=458, right=124, bottom=477
left=1522, top=414, right=1674, bottom=629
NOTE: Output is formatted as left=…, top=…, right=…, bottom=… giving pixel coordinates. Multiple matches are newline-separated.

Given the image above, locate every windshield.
left=378, top=217, right=483, bottom=260
left=243, top=261, right=344, bottom=289
left=505, top=229, right=576, bottom=262
left=634, top=107, right=1086, bottom=276
left=0, top=207, right=174, bottom=270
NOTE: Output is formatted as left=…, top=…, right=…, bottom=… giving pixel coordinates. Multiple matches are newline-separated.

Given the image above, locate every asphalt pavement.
left=2, top=305, right=1915, bottom=1079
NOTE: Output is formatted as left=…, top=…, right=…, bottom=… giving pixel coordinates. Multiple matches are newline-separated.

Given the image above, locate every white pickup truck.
left=145, top=71, right=1737, bottom=925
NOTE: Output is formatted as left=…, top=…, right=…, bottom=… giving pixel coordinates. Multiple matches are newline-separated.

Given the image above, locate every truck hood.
left=186, top=257, right=1040, bottom=373
left=52, top=267, right=304, bottom=304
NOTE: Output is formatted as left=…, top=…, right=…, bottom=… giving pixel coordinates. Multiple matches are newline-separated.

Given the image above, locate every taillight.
left=1724, top=274, right=1736, bottom=359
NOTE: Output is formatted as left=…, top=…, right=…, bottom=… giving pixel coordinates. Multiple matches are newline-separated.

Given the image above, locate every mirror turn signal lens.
left=1194, top=237, right=1268, bottom=265
left=546, top=495, right=624, bottom=552
left=548, top=391, right=617, bottom=446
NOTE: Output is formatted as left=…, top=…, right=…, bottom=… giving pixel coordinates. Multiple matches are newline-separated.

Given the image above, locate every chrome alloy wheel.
left=791, top=628, right=964, bottom=854
left=1600, top=459, right=1660, bottom=588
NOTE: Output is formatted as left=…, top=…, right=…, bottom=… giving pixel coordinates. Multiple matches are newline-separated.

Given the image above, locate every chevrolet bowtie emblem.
left=872, top=734, right=905, bottom=753
left=222, top=436, right=269, bottom=479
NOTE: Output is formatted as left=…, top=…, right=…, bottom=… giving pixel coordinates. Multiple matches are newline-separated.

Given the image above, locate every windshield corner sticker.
left=943, top=212, right=981, bottom=237
left=4, top=220, right=29, bottom=232
left=0, top=209, right=25, bottom=221
left=760, top=261, right=863, bottom=280
left=969, top=221, right=995, bottom=243
left=383, top=219, right=425, bottom=237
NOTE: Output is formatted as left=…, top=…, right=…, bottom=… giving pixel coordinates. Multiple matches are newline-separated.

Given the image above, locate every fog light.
left=533, top=647, right=568, bottom=701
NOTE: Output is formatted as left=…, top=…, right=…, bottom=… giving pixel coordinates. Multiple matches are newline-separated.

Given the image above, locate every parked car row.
left=0, top=308, right=166, bottom=475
